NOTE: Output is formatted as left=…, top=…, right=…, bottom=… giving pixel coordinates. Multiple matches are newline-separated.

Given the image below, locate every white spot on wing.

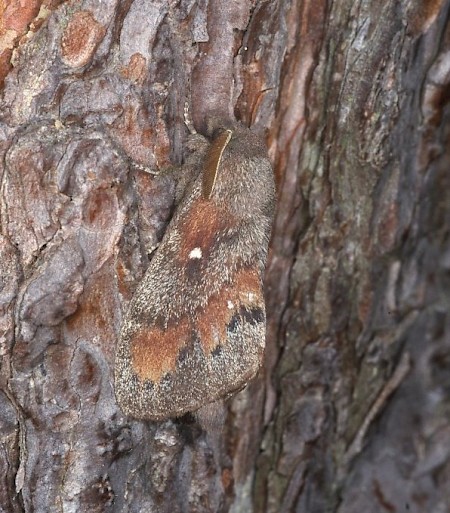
left=189, top=247, right=202, bottom=259
left=227, top=300, right=234, bottom=309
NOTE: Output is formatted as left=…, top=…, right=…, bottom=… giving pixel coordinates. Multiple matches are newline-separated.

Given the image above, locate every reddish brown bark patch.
left=60, top=10, right=106, bottom=68
left=121, top=53, right=147, bottom=84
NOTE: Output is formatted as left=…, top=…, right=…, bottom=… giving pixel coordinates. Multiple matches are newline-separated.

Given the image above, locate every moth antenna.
left=202, top=129, right=233, bottom=199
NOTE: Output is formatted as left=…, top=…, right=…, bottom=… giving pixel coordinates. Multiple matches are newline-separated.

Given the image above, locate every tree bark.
left=1, top=1, right=449, bottom=512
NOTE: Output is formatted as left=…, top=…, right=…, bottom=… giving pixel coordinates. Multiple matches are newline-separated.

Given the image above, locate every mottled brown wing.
left=115, top=125, right=275, bottom=421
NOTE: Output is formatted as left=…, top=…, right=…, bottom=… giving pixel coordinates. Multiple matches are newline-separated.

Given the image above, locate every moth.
left=115, top=123, right=276, bottom=420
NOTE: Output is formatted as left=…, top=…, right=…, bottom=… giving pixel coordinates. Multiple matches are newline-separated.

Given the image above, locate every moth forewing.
left=115, top=124, right=276, bottom=421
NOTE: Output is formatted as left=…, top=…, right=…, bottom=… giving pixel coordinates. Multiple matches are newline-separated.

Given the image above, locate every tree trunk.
left=1, top=1, right=449, bottom=512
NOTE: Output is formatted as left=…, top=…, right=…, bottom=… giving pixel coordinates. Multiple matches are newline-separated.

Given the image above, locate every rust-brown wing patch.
left=129, top=267, right=264, bottom=383
left=196, top=267, right=264, bottom=354
left=130, top=316, right=190, bottom=383
left=177, top=198, right=236, bottom=265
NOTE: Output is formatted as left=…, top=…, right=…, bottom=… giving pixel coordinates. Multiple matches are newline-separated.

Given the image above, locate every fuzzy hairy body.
left=115, top=125, right=275, bottom=420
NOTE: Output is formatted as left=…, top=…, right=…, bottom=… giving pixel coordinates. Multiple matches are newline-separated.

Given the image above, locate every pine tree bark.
left=1, top=1, right=449, bottom=512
